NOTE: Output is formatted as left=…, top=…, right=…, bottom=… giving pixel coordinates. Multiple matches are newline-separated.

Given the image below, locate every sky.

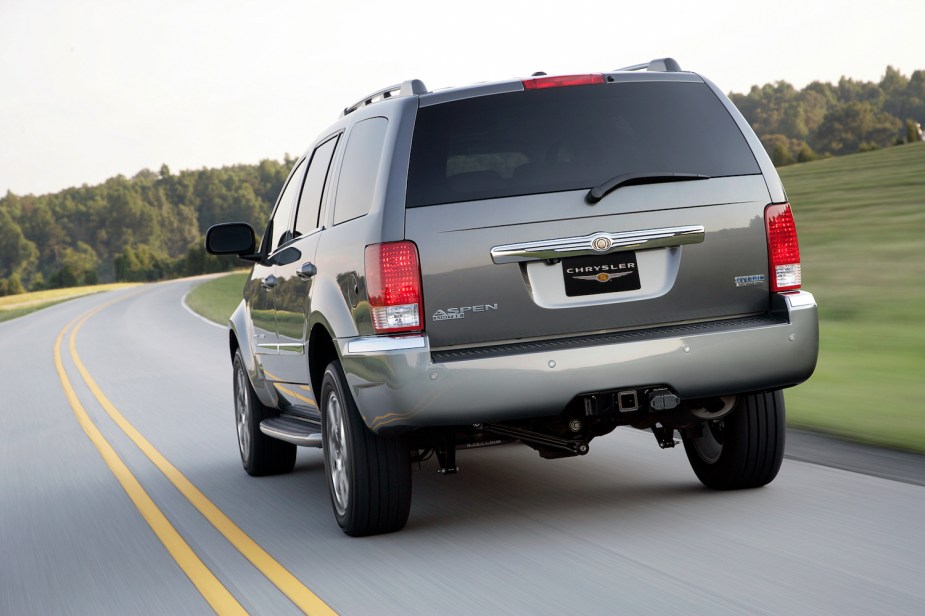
left=1, top=0, right=923, bottom=197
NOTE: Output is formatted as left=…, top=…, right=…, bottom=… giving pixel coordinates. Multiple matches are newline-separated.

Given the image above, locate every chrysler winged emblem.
left=573, top=271, right=633, bottom=283
left=591, top=235, right=612, bottom=252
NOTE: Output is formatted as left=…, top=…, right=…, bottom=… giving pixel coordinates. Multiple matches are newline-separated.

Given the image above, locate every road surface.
left=2, top=279, right=923, bottom=614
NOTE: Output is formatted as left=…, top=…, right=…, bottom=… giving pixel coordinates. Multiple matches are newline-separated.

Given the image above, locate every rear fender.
left=309, top=272, right=361, bottom=342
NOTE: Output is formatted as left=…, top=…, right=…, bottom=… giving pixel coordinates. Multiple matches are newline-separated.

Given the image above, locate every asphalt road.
left=2, top=279, right=923, bottom=615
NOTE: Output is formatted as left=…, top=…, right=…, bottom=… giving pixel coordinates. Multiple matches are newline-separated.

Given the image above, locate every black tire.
left=682, top=390, right=785, bottom=490
left=321, top=360, right=411, bottom=536
left=232, top=350, right=296, bottom=476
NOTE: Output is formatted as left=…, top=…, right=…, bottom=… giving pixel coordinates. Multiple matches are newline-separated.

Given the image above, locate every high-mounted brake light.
left=365, top=241, right=424, bottom=334
left=765, top=203, right=802, bottom=292
left=522, top=74, right=605, bottom=90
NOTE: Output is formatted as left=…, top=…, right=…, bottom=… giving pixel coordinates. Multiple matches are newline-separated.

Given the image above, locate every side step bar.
left=260, top=416, right=322, bottom=448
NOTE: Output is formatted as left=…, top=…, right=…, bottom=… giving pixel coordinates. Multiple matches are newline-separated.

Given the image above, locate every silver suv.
left=206, top=58, right=818, bottom=536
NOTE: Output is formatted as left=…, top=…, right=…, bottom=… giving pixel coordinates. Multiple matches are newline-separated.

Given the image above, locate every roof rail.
left=342, top=79, right=428, bottom=117
left=614, top=57, right=682, bottom=73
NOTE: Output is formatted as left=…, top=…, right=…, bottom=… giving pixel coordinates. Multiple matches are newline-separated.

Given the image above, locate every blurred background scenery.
left=1, top=0, right=923, bottom=451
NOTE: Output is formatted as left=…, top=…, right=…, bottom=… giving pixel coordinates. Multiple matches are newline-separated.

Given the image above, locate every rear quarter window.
left=406, top=81, right=760, bottom=207
left=333, top=117, right=389, bottom=225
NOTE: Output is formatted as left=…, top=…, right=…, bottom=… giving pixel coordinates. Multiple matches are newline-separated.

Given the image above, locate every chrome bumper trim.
left=490, top=225, right=705, bottom=264
left=345, top=335, right=427, bottom=355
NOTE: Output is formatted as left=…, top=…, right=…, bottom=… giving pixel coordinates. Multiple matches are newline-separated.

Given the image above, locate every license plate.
left=562, top=252, right=641, bottom=297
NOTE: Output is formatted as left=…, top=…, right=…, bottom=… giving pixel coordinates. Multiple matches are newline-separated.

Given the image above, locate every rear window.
left=406, top=81, right=760, bottom=208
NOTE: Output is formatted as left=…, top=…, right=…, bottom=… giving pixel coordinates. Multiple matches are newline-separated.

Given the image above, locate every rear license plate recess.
left=562, top=252, right=641, bottom=297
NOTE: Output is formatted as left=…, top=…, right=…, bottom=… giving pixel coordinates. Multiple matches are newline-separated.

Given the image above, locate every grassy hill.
left=781, top=142, right=925, bottom=452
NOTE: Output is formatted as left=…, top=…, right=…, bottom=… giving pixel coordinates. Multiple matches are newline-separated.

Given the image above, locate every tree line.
left=0, top=159, right=292, bottom=295
left=730, top=66, right=924, bottom=165
left=1, top=65, right=923, bottom=295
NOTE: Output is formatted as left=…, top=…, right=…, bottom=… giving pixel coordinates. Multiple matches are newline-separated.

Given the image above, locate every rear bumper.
left=338, top=291, right=818, bottom=433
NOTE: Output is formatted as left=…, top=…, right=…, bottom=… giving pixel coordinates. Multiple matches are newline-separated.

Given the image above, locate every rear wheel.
left=321, top=360, right=411, bottom=536
left=682, top=390, right=785, bottom=490
left=233, top=350, right=296, bottom=476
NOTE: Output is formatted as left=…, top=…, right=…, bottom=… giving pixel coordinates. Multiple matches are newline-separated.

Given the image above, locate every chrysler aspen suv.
left=206, top=58, right=819, bottom=536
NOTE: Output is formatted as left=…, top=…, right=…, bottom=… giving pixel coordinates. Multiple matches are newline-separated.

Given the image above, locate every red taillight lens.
left=522, top=74, right=605, bottom=89
left=365, top=241, right=423, bottom=334
left=765, top=203, right=802, bottom=292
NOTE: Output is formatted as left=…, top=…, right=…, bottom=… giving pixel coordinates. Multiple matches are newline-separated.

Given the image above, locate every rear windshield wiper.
left=586, top=172, right=710, bottom=204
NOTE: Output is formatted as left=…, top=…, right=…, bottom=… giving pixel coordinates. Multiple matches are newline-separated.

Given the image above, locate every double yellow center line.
left=55, top=295, right=335, bottom=615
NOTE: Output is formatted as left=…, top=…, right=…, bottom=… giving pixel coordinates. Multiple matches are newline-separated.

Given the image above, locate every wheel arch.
left=229, top=298, right=277, bottom=408
left=308, top=322, right=339, bottom=403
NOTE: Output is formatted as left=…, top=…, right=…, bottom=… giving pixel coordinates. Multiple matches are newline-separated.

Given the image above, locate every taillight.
left=522, top=74, right=605, bottom=89
left=765, top=203, right=802, bottom=292
left=365, top=241, right=423, bottom=334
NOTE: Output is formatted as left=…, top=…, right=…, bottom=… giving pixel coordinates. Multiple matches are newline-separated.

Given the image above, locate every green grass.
left=0, top=283, right=139, bottom=323
left=780, top=142, right=925, bottom=452
left=184, top=271, right=248, bottom=325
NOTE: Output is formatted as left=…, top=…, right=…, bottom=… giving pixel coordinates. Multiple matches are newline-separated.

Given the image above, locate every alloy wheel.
left=325, top=390, right=350, bottom=516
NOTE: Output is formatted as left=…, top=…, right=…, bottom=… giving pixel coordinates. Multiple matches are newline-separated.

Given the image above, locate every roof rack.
left=342, top=79, right=428, bottom=117
left=614, top=57, right=682, bottom=73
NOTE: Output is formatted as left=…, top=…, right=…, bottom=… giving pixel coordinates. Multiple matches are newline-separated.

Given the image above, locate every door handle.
left=261, top=274, right=278, bottom=290
left=297, top=262, right=317, bottom=280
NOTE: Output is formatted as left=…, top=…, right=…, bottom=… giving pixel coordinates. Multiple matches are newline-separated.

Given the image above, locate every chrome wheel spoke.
left=326, top=390, right=350, bottom=516
left=235, top=367, right=250, bottom=460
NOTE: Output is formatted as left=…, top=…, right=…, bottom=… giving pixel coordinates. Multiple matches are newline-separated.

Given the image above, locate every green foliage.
left=730, top=66, right=923, bottom=164
left=0, top=273, right=26, bottom=296
left=114, top=244, right=169, bottom=282
left=905, top=118, right=923, bottom=143
left=0, top=158, right=290, bottom=289
left=814, top=101, right=901, bottom=155
left=48, top=242, right=99, bottom=288
left=0, top=208, right=39, bottom=278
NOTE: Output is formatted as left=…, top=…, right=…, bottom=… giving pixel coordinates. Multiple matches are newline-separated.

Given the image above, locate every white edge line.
left=181, top=289, right=226, bottom=330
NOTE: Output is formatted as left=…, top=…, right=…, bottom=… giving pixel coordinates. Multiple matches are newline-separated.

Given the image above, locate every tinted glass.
left=271, top=158, right=306, bottom=249
left=206, top=223, right=254, bottom=255
left=334, top=117, right=389, bottom=225
left=406, top=81, right=760, bottom=208
left=295, top=136, right=339, bottom=236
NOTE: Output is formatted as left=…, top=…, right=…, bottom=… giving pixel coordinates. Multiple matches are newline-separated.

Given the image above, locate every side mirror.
left=205, top=223, right=258, bottom=258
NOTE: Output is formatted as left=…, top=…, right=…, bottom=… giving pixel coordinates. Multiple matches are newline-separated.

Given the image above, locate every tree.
left=0, top=209, right=38, bottom=279
left=760, top=134, right=813, bottom=167
left=906, top=119, right=923, bottom=143
left=880, top=65, right=910, bottom=118
left=0, top=273, right=26, bottom=297
left=903, top=70, right=925, bottom=125
left=796, top=143, right=818, bottom=163
left=48, top=242, right=99, bottom=288
left=814, top=101, right=902, bottom=156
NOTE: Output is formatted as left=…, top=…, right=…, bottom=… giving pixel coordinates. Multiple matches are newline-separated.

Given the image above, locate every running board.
left=260, top=416, right=322, bottom=448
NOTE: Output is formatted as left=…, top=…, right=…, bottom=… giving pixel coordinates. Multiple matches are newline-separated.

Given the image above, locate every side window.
left=294, top=136, right=339, bottom=237
left=333, top=117, right=389, bottom=226
left=270, top=158, right=307, bottom=251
